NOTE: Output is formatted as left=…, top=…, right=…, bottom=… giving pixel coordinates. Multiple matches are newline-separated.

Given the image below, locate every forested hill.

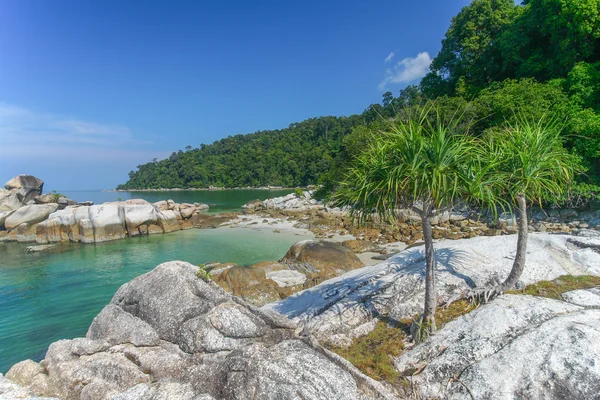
left=120, top=0, right=600, bottom=191
left=117, top=115, right=371, bottom=189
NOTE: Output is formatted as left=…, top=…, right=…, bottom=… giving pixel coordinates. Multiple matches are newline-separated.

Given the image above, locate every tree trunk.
left=421, top=205, right=437, bottom=332
left=502, top=194, right=528, bottom=289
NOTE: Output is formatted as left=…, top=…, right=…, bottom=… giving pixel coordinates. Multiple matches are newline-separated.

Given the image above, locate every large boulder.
left=6, top=261, right=394, bottom=400
left=266, top=232, right=600, bottom=346
left=0, top=175, right=44, bottom=212
left=88, top=204, right=127, bottom=242
left=211, top=261, right=307, bottom=306
left=0, top=210, right=15, bottom=230
left=4, top=204, right=59, bottom=230
left=212, top=265, right=283, bottom=306
left=395, top=292, right=600, bottom=399
left=33, top=193, right=58, bottom=205
left=0, top=189, right=24, bottom=212
left=123, top=204, right=158, bottom=236
left=36, top=208, right=79, bottom=243
left=36, top=203, right=165, bottom=243
left=157, top=210, right=180, bottom=233
left=4, top=175, right=44, bottom=193
left=281, top=240, right=364, bottom=284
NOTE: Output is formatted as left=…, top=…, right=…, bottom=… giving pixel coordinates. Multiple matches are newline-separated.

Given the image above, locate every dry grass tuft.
left=325, top=320, right=408, bottom=383
left=507, top=275, right=600, bottom=299
left=435, top=299, right=479, bottom=328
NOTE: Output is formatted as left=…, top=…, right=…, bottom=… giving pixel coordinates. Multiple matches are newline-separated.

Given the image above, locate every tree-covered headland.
left=119, top=0, right=600, bottom=204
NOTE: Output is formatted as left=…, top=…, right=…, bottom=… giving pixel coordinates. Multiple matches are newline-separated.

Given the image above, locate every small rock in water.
left=26, top=244, right=56, bottom=253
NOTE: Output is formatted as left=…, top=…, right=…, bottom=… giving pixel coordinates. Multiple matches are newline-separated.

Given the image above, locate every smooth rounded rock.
left=4, top=204, right=58, bottom=230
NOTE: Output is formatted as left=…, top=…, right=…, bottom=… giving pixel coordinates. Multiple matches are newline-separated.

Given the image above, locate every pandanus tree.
left=333, top=107, right=476, bottom=336
left=483, top=117, right=581, bottom=294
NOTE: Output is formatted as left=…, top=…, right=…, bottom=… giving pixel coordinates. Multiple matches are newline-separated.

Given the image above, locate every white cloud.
left=0, top=103, right=167, bottom=189
left=384, top=51, right=395, bottom=63
left=0, top=103, right=141, bottom=147
left=378, top=52, right=432, bottom=90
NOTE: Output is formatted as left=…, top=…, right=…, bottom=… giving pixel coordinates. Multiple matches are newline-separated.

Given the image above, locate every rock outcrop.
left=212, top=264, right=284, bottom=306
left=0, top=372, right=57, bottom=399
left=0, top=196, right=215, bottom=244
left=266, top=232, right=600, bottom=346
left=281, top=240, right=365, bottom=284
left=394, top=291, right=600, bottom=399
left=210, top=261, right=310, bottom=307
left=5, top=261, right=394, bottom=400
left=4, top=175, right=44, bottom=204
left=208, top=241, right=365, bottom=307
left=5, top=204, right=59, bottom=230
left=0, top=175, right=45, bottom=212
left=242, top=191, right=325, bottom=214
left=247, top=191, right=600, bottom=247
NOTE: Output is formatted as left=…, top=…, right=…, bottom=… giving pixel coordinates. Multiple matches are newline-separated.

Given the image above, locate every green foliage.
left=333, top=105, right=477, bottom=223
left=489, top=116, right=582, bottom=206
left=566, top=62, right=600, bottom=111
left=118, top=115, right=366, bottom=189
left=551, top=182, right=600, bottom=209
left=50, top=190, right=64, bottom=202
left=422, top=0, right=519, bottom=97
left=508, top=275, right=600, bottom=299
left=423, top=0, right=600, bottom=96
left=197, top=265, right=211, bottom=282
left=293, top=188, right=304, bottom=197
left=473, top=79, right=570, bottom=129
left=500, top=0, right=600, bottom=81
left=471, top=79, right=600, bottom=182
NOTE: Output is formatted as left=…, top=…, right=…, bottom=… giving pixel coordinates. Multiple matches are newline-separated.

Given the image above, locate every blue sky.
left=0, top=0, right=471, bottom=190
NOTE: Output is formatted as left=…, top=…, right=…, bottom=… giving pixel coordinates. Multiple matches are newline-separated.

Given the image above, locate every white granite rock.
left=266, top=233, right=600, bottom=344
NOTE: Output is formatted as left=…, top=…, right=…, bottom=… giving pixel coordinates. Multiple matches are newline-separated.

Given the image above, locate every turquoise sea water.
left=0, top=227, right=312, bottom=373
left=59, top=189, right=294, bottom=213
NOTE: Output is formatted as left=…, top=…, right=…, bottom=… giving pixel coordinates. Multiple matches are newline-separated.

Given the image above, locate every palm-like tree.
left=488, top=117, right=581, bottom=292
left=333, top=107, right=476, bottom=335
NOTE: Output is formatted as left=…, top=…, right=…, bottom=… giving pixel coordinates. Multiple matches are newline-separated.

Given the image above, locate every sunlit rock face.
left=395, top=292, right=600, bottom=400
left=0, top=175, right=45, bottom=212
left=266, top=232, right=600, bottom=346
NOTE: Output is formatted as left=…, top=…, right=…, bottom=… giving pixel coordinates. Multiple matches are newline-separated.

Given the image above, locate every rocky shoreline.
left=3, top=175, right=597, bottom=253
left=2, top=230, right=599, bottom=399
left=0, top=175, right=241, bottom=246
left=115, top=185, right=295, bottom=192
left=2, top=176, right=600, bottom=399
left=242, top=190, right=600, bottom=247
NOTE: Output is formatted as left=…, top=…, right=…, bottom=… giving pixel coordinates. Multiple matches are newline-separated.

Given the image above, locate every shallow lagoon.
left=0, top=226, right=312, bottom=373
